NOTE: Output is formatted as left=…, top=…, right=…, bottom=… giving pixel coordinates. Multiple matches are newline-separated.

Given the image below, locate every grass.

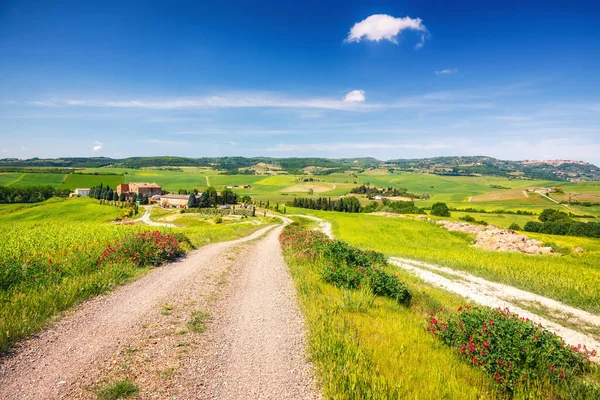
left=0, top=197, right=273, bottom=354
left=97, top=379, right=139, bottom=399
left=187, top=311, right=210, bottom=333
left=282, top=223, right=600, bottom=399
left=62, top=173, right=124, bottom=189
left=288, top=208, right=600, bottom=314
left=282, top=225, right=499, bottom=398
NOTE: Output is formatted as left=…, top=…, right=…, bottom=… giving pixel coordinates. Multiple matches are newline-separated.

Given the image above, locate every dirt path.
left=288, top=214, right=333, bottom=239
left=193, top=225, right=319, bottom=399
left=0, top=224, right=321, bottom=399
left=206, top=176, right=210, bottom=186
left=389, top=257, right=600, bottom=357
left=134, top=206, right=176, bottom=227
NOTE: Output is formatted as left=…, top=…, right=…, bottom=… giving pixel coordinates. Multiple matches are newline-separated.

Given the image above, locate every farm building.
left=116, top=182, right=162, bottom=197
left=74, top=188, right=90, bottom=196
left=160, top=194, right=192, bottom=208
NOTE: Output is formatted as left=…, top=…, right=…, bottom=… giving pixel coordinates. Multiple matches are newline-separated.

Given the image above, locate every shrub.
left=431, top=202, right=450, bottom=217
left=428, top=306, right=597, bottom=391
left=369, top=269, right=411, bottom=305
left=460, top=215, right=476, bottom=223
left=539, top=209, right=570, bottom=223
left=99, top=231, right=185, bottom=268
left=321, top=264, right=366, bottom=290
left=524, top=221, right=542, bottom=232
left=508, top=223, right=521, bottom=231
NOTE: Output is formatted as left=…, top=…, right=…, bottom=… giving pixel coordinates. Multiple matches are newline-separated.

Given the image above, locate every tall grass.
left=282, top=224, right=600, bottom=399
left=293, top=210, right=600, bottom=314
left=0, top=198, right=272, bottom=353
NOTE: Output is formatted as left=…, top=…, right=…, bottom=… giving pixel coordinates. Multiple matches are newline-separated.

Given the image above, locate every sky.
left=1, top=0, right=600, bottom=164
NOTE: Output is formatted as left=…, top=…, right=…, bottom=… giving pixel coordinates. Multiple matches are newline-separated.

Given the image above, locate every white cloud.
left=435, top=69, right=458, bottom=75
left=344, top=90, right=366, bottom=103
left=1, top=149, right=8, bottom=153
left=92, top=141, right=102, bottom=151
left=345, top=14, right=428, bottom=46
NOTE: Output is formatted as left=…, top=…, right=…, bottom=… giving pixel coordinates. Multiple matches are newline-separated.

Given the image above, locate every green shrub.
left=428, top=306, right=597, bottom=392
left=99, top=231, right=185, bottom=268
left=524, top=221, right=542, bottom=232
left=431, top=202, right=450, bottom=217
left=508, top=223, right=521, bottom=231
left=321, top=264, right=366, bottom=290
left=369, top=269, right=411, bottom=305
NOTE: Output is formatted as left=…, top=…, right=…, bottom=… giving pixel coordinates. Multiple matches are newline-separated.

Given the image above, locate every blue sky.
left=1, top=0, right=599, bottom=164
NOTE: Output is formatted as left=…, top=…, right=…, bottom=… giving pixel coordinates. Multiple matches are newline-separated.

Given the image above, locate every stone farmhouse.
left=160, top=194, right=191, bottom=208
left=116, top=182, right=162, bottom=198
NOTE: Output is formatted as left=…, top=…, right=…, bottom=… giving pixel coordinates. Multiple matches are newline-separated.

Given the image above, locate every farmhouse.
left=160, top=194, right=191, bottom=208
left=116, top=182, right=162, bottom=197
left=74, top=188, right=90, bottom=196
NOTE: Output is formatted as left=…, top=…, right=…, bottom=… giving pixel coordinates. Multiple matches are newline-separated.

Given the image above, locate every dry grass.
left=280, top=182, right=336, bottom=193
left=470, top=188, right=529, bottom=202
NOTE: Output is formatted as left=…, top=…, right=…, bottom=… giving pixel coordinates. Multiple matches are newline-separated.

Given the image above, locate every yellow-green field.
left=287, top=208, right=600, bottom=314
left=0, top=197, right=274, bottom=353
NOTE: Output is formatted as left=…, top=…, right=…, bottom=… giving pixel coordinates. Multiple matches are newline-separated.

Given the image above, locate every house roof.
left=131, top=182, right=161, bottom=188
left=75, top=188, right=90, bottom=191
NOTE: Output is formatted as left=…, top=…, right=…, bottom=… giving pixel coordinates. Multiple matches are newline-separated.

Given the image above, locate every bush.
left=431, top=202, right=451, bottom=217
left=539, top=209, right=570, bottom=223
left=321, top=264, right=366, bottom=290
left=428, top=306, right=596, bottom=391
left=369, top=269, right=411, bottom=305
left=524, top=221, right=542, bottom=232
left=508, top=223, right=521, bottom=230
left=99, top=231, right=185, bottom=268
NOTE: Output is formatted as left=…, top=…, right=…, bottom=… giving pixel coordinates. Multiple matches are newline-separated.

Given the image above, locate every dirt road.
left=0, top=224, right=319, bottom=399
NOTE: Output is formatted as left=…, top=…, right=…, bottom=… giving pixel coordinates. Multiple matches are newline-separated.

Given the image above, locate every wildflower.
left=483, top=341, right=490, bottom=348
left=498, top=359, right=504, bottom=366
left=473, top=357, right=478, bottom=365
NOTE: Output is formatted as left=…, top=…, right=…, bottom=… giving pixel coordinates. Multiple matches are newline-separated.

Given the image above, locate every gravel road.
left=0, top=223, right=321, bottom=399
left=181, top=224, right=320, bottom=399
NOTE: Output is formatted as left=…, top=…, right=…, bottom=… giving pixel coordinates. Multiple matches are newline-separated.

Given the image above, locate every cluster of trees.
left=291, top=196, right=362, bottom=213
left=186, top=186, right=246, bottom=208
left=0, top=185, right=70, bottom=203
left=451, top=207, right=535, bottom=216
left=350, top=184, right=421, bottom=199
left=523, top=209, right=600, bottom=238
left=362, top=199, right=425, bottom=214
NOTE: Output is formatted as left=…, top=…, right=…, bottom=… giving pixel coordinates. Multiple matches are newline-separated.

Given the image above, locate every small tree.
left=431, top=202, right=450, bottom=217
left=188, top=193, right=197, bottom=208
left=119, top=192, right=126, bottom=202
left=198, top=192, right=210, bottom=208
left=508, top=223, right=521, bottom=231
left=132, top=193, right=138, bottom=203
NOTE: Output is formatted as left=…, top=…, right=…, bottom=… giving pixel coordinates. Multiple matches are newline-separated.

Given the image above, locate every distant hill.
left=1, top=155, right=598, bottom=181
left=385, top=156, right=600, bottom=181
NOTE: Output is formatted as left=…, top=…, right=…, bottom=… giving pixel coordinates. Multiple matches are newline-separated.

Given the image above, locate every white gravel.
left=196, top=225, right=320, bottom=399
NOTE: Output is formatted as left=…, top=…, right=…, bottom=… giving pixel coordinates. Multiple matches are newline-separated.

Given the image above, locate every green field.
left=2, top=167, right=600, bottom=219
left=0, top=197, right=274, bottom=353
left=287, top=208, right=600, bottom=314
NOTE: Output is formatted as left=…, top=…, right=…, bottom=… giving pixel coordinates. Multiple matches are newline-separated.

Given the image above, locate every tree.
left=188, top=193, right=197, bottom=208
left=132, top=193, right=138, bottom=203
left=431, top=202, right=450, bottom=217
left=205, top=186, right=218, bottom=206
left=198, top=192, right=210, bottom=208
left=113, top=192, right=119, bottom=201
left=539, top=209, right=570, bottom=223
left=524, top=221, right=542, bottom=232
left=221, top=188, right=237, bottom=204
left=308, top=188, right=314, bottom=196
left=119, top=192, right=126, bottom=202
left=508, top=223, right=521, bottom=231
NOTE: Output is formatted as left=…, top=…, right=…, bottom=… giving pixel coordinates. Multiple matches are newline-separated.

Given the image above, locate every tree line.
left=350, top=184, right=422, bottom=199
left=0, top=185, right=70, bottom=203
left=523, top=209, right=600, bottom=238
left=291, top=196, right=362, bottom=213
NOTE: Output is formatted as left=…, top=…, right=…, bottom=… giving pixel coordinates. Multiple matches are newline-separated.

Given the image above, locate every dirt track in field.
left=0, top=223, right=319, bottom=399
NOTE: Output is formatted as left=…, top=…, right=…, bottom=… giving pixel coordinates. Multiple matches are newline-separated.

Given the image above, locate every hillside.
left=1, top=156, right=598, bottom=181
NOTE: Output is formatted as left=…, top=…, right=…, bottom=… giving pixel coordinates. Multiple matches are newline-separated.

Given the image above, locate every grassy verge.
left=281, top=222, right=600, bottom=399
left=288, top=209, right=600, bottom=314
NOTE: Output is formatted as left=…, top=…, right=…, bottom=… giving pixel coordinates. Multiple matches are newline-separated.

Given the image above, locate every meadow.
left=286, top=208, right=600, bottom=314
left=0, top=197, right=272, bottom=353
left=281, top=220, right=599, bottom=399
